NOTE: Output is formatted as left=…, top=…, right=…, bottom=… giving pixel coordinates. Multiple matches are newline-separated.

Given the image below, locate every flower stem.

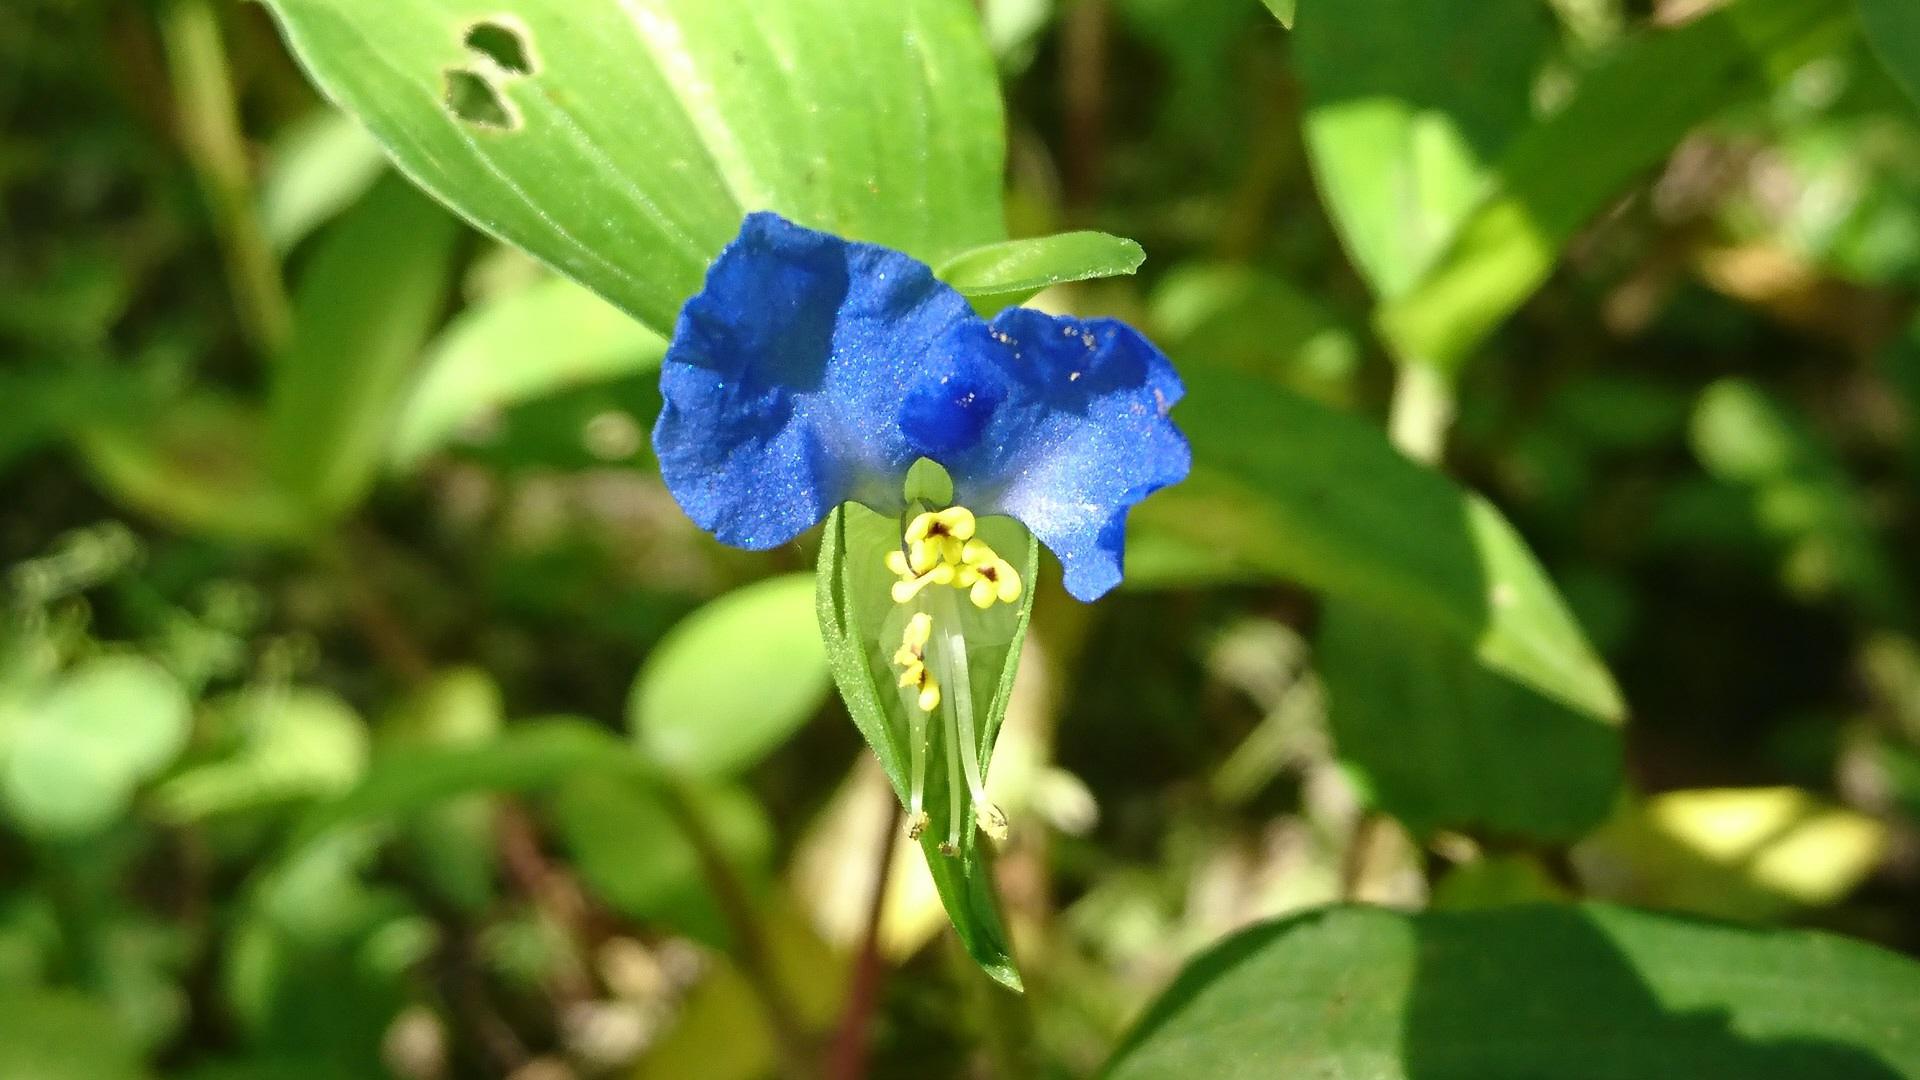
left=661, top=778, right=817, bottom=1080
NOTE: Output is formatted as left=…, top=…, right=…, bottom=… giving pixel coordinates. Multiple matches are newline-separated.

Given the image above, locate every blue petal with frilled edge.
left=924, top=308, right=1191, bottom=600
left=655, top=213, right=1189, bottom=599
left=654, top=212, right=988, bottom=548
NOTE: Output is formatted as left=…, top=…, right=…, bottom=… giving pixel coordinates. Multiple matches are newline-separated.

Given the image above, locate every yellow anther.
left=901, top=611, right=933, bottom=650
left=916, top=673, right=941, bottom=713
left=906, top=506, right=976, bottom=545
left=896, top=658, right=924, bottom=687
left=890, top=563, right=954, bottom=604
left=885, top=549, right=914, bottom=578
left=954, top=542, right=1022, bottom=609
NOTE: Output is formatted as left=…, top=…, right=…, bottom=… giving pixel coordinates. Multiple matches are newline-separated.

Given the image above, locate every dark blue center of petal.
left=899, top=363, right=1004, bottom=459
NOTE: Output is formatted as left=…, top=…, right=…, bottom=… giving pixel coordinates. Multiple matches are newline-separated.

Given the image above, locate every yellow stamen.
left=954, top=537, right=1022, bottom=609
left=885, top=549, right=914, bottom=578
left=916, top=673, right=941, bottom=713
left=890, top=563, right=954, bottom=604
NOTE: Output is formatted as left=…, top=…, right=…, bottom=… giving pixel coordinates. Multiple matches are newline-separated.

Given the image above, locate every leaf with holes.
left=260, top=0, right=1011, bottom=336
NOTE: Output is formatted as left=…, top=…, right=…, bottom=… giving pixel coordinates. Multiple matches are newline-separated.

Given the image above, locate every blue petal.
left=940, top=308, right=1191, bottom=601
left=653, top=212, right=983, bottom=549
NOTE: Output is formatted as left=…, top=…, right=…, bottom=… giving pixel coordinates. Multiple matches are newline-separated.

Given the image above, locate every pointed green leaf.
left=266, top=176, right=459, bottom=518
left=817, top=504, right=1036, bottom=991
left=260, top=0, right=1007, bottom=335
left=936, top=231, right=1145, bottom=308
left=1133, top=368, right=1622, bottom=722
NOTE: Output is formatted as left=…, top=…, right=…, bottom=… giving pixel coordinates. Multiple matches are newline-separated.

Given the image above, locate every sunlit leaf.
left=1376, top=0, right=1854, bottom=370
left=1574, top=787, right=1887, bottom=922
left=260, top=0, right=1007, bottom=335
left=1293, top=0, right=1551, bottom=299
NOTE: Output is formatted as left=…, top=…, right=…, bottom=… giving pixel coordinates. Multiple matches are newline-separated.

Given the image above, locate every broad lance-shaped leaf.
left=1106, top=903, right=1920, bottom=1078
left=817, top=504, right=1037, bottom=991
left=259, top=0, right=1009, bottom=335
left=1133, top=367, right=1623, bottom=723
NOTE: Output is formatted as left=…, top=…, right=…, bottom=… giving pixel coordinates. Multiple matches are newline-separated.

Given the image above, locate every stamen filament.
left=940, top=681, right=963, bottom=856
left=944, top=617, right=1008, bottom=842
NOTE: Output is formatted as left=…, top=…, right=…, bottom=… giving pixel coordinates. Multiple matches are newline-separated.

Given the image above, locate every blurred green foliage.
left=3, top=0, right=1920, bottom=1076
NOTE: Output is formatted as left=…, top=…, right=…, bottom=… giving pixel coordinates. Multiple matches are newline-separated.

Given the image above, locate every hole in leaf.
left=443, top=68, right=516, bottom=131
left=464, top=19, right=536, bottom=75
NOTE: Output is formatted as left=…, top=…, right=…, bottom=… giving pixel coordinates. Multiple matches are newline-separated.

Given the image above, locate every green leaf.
left=935, top=231, right=1145, bottom=308
left=389, top=276, right=665, bottom=471
left=2, top=656, right=191, bottom=839
left=1106, top=904, right=1920, bottom=1079
left=1133, top=368, right=1623, bottom=722
left=1861, top=0, right=1920, bottom=111
left=1293, top=0, right=1552, bottom=299
left=1319, top=602, right=1622, bottom=840
left=629, top=574, right=829, bottom=778
left=259, top=0, right=1007, bottom=335
left=259, top=107, right=389, bottom=252
left=265, top=176, right=459, bottom=519
left=817, top=504, right=1036, bottom=991
left=1376, top=0, right=1855, bottom=370
left=1261, top=0, right=1294, bottom=29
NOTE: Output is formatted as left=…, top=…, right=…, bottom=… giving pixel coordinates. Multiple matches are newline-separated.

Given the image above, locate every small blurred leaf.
left=260, top=0, right=1007, bottom=335
left=287, top=718, right=629, bottom=849
left=1106, top=904, right=1920, bottom=1078
left=76, top=393, right=304, bottom=541
left=1690, top=378, right=1904, bottom=622
left=389, top=276, right=665, bottom=470
left=1320, top=602, right=1621, bottom=841
left=1261, top=0, right=1294, bottom=29
left=259, top=107, right=388, bottom=252
left=2, top=656, right=190, bottom=839
left=1134, top=368, right=1623, bottom=722
left=549, top=772, right=771, bottom=946
left=1377, top=0, right=1854, bottom=370
left=630, top=574, right=828, bottom=778
left=1574, top=787, right=1887, bottom=922
left=936, top=231, right=1145, bottom=308
left=265, top=176, right=458, bottom=519
left=156, top=688, right=368, bottom=822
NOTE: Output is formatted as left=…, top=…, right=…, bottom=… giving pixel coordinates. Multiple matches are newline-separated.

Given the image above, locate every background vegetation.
left=3, top=0, right=1920, bottom=1076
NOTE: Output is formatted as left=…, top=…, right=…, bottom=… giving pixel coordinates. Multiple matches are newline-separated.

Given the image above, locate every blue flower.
left=653, top=212, right=1189, bottom=601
